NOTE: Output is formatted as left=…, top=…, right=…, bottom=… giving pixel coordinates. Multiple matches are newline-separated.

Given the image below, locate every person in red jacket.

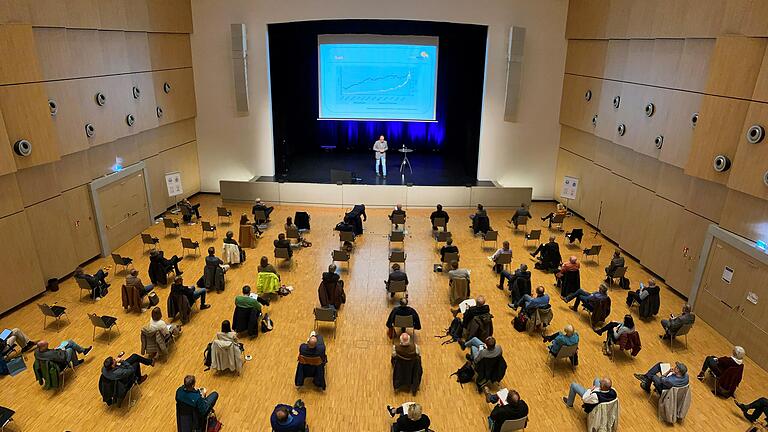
left=697, top=345, right=745, bottom=396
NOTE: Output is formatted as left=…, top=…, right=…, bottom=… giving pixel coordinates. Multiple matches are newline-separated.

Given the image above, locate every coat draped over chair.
left=210, top=333, right=243, bottom=374
left=616, top=331, right=642, bottom=356
left=121, top=284, right=142, bottom=313
left=141, top=326, right=174, bottom=357
left=639, top=286, right=661, bottom=319
left=658, top=385, right=691, bottom=424
left=318, top=280, right=346, bottom=310
left=222, top=243, right=242, bottom=265
left=392, top=354, right=422, bottom=394
left=202, top=264, right=225, bottom=293
left=587, top=399, right=619, bottom=432
left=449, top=278, right=470, bottom=305
left=257, top=272, right=280, bottom=295
left=232, top=306, right=260, bottom=337
left=590, top=297, right=612, bottom=327
left=167, top=294, right=191, bottom=324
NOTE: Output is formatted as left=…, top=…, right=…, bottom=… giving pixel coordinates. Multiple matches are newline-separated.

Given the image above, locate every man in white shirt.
left=373, top=135, right=388, bottom=177
left=489, top=241, right=513, bottom=273
left=563, top=376, right=617, bottom=411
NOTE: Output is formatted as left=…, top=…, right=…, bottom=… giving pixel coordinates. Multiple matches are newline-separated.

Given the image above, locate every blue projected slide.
left=318, top=35, right=438, bottom=121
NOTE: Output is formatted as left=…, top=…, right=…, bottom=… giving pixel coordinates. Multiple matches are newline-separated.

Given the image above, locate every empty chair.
left=331, top=250, right=350, bottom=270
left=389, top=251, right=407, bottom=270
left=314, top=307, right=337, bottom=339
left=88, top=313, right=119, bottom=344
left=442, top=252, right=459, bottom=265
left=607, top=266, right=628, bottom=286
left=339, top=230, right=355, bottom=248
left=565, top=228, right=583, bottom=244
left=389, top=231, right=405, bottom=249
left=550, top=343, right=579, bottom=377
left=286, top=226, right=301, bottom=245
left=163, top=218, right=180, bottom=235
left=524, top=230, right=541, bottom=246
left=217, top=207, right=232, bottom=224
left=387, top=280, right=408, bottom=298
left=201, top=221, right=217, bottom=239
left=111, top=253, right=133, bottom=272
left=550, top=213, right=566, bottom=231
left=482, top=230, right=499, bottom=249
left=497, top=416, right=528, bottom=431
left=582, top=244, right=602, bottom=263
left=38, top=303, right=69, bottom=332
left=141, top=233, right=160, bottom=251
left=434, top=230, right=451, bottom=249
left=181, top=237, right=200, bottom=256
left=669, top=323, right=693, bottom=352
left=514, top=215, right=528, bottom=233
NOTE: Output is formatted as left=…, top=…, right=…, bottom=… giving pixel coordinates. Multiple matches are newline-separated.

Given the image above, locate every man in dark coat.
left=531, top=236, right=562, bottom=272
left=386, top=298, right=422, bottom=332
left=295, top=333, right=327, bottom=390
left=487, top=389, right=529, bottom=432
left=319, top=265, right=346, bottom=310
left=430, top=204, right=449, bottom=230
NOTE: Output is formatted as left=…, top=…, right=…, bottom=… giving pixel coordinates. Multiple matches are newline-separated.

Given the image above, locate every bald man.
left=295, top=331, right=327, bottom=390
left=563, top=376, right=617, bottom=412
left=544, top=325, right=579, bottom=357
left=389, top=204, right=406, bottom=230
left=34, top=339, right=92, bottom=368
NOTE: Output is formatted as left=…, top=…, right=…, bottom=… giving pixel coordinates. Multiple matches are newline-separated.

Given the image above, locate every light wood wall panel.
left=604, top=0, right=631, bottom=39
left=649, top=39, right=684, bottom=87
left=97, top=0, right=127, bottom=30
left=681, top=0, right=726, bottom=38
left=28, top=0, right=66, bottom=27
left=723, top=0, right=768, bottom=37
left=0, top=172, right=22, bottom=218
left=78, top=76, right=118, bottom=147
left=625, top=0, right=657, bottom=39
left=611, top=82, right=641, bottom=149
left=685, top=177, right=728, bottom=223
left=623, top=39, right=655, bottom=84
left=650, top=0, right=687, bottom=39
left=628, top=151, right=661, bottom=192
left=719, top=188, right=768, bottom=242
left=594, top=80, right=622, bottom=142
left=98, top=30, right=129, bottom=75
left=686, top=95, right=749, bottom=184
left=559, top=125, right=596, bottom=161
left=0, top=83, right=61, bottom=169
left=598, top=171, right=630, bottom=241
left=61, top=184, right=100, bottom=263
left=88, top=135, right=141, bottom=179
left=0, top=212, right=45, bottom=312
left=143, top=153, right=168, bottom=216
left=0, top=0, right=31, bottom=24
left=45, top=79, right=90, bottom=156
left=660, top=90, right=702, bottom=168
left=565, top=0, right=607, bottom=39
left=666, top=209, right=713, bottom=296
left=65, top=0, right=101, bottom=30
left=655, top=163, right=692, bottom=206
left=632, top=85, right=667, bottom=158
left=125, top=72, right=159, bottom=133
left=0, top=108, right=14, bottom=176
left=125, top=31, right=151, bottom=72
left=67, top=29, right=105, bottom=78
left=0, top=24, right=43, bottom=85
left=618, top=183, right=654, bottom=257
left=674, top=38, right=715, bottom=93
left=729, top=101, right=768, bottom=200
left=24, top=195, right=78, bottom=280
left=704, top=36, right=767, bottom=99
left=123, top=0, right=149, bottom=32
left=33, top=27, right=72, bottom=80
left=564, top=39, right=606, bottom=78
left=147, top=0, right=192, bottom=33
left=753, top=47, right=768, bottom=103
left=603, top=39, right=629, bottom=80
left=579, top=159, right=608, bottom=225
left=54, top=150, right=91, bottom=192
left=137, top=117, right=195, bottom=159
left=15, top=162, right=59, bottom=207
left=148, top=32, right=192, bottom=70
left=639, top=196, right=684, bottom=279
left=152, top=68, right=197, bottom=125
left=162, top=140, right=200, bottom=199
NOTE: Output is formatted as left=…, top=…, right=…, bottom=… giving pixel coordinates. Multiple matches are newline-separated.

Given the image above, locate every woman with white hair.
left=697, top=345, right=746, bottom=397
left=386, top=402, right=431, bottom=432
left=541, top=202, right=567, bottom=227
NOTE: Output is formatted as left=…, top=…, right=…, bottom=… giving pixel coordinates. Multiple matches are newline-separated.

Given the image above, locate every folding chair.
left=181, top=237, right=200, bottom=256
left=514, top=215, right=528, bottom=233
left=88, top=313, right=119, bottom=344
left=339, top=230, right=355, bottom=248
left=607, top=266, right=628, bottom=286
left=582, top=245, right=602, bottom=263
left=495, top=253, right=512, bottom=272
left=111, top=253, right=133, bottom=273
left=275, top=247, right=292, bottom=266
left=217, top=207, right=232, bottom=224
left=390, top=213, right=406, bottom=231
left=387, top=280, right=407, bottom=299
left=0, top=406, right=15, bottom=432
left=313, top=307, right=337, bottom=339
left=482, top=230, right=499, bottom=249
left=434, top=230, right=451, bottom=249
left=75, top=277, right=94, bottom=301
left=389, top=251, right=406, bottom=271
left=669, top=323, right=692, bottom=352
left=524, top=230, right=541, bottom=246
left=201, top=221, right=217, bottom=239
left=389, top=231, right=405, bottom=249
left=163, top=218, right=180, bottom=235
left=141, top=233, right=160, bottom=251
left=497, top=416, right=528, bottom=431
left=392, top=314, right=415, bottom=342
left=252, top=209, right=268, bottom=226
left=286, top=226, right=301, bottom=245
left=332, top=250, right=350, bottom=270
left=550, top=213, right=566, bottom=231
left=433, top=217, right=447, bottom=231
left=442, top=252, right=459, bottom=266
left=38, top=303, right=69, bottom=332
left=550, top=343, right=578, bottom=377
left=565, top=228, right=584, bottom=244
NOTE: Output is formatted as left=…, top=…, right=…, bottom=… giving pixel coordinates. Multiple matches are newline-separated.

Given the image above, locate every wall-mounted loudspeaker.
left=85, top=123, right=95, bottom=137
left=617, top=123, right=626, bottom=136
left=691, top=112, right=699, bottom=128
left=126, top=114, right=135, bottom=127
left=763, top=171, right=768, bottom=187
left=163, top=82, right=171, bottom=94
left=747, top=124, right=765, bottom=144
left=48, top=99, right=58, bottom=117
left=503, top=26, right=525, bottom=122
left=713, top=155, right=731, bottom=172
left=654, top=135, right=664, bottom=149
left=132, top=86, right=141, bottom=99
left=231, top=23, right=250, bottom=113
left=156, top=106, right=164, bottom=118
left=644, top=102, right=655, bottom=117
left=13, top=139, right=32, bottom=157
left=584, top=90, right=592, bottom=101
left=95, top=92, right=106, bottom=106
left=592, top=114, right=598, bottom=127
left=612, top=96, right=620, bottom=109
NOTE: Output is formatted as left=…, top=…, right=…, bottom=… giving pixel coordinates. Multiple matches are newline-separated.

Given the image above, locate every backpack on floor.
left=513, top=314, right=528, bottom=332
left=450, top=361, right=475, bottom=385
left=148, top=292, right=160, bottom=306
left=207, top=414, right=222, bottom=432
left=203, top=342, right=212, bottom=370
left=619, top=277, right=631, bottom=290
left=435, top=317, right=462, bottom=345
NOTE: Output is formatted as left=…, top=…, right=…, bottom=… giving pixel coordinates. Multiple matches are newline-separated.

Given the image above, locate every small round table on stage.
left=399, top=146, right=413, bottom=174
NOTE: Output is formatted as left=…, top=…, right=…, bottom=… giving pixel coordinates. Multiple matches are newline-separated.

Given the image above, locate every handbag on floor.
left=148, top=292, right=160, bottom=306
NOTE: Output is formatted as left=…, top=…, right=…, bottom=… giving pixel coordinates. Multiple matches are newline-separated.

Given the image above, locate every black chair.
left=141, top=233, right=160, bottom=251
left=232, top=306, right=260, bottom=337
left=0, top=406, right=14, bottom=431
left=176, top=401, right=208, bottom=432
left=38, top=303, right=69, bottom=332
left=111, top=253, right=133, bottom=272
left=217, top=207, right=232, bottom=224
left=560, top=270, right=581, bottom=297
left=565, top=228, right=583, bottom=244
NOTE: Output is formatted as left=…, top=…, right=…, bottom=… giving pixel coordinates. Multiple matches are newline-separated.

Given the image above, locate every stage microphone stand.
left=591, top=200, right=603, bottom=238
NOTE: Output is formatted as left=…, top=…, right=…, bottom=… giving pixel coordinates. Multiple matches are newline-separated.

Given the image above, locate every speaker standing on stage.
left=373, top=135, right=388, bottom=177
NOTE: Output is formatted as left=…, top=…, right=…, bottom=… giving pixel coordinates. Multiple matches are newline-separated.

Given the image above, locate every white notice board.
left=165, top=172, right=183, bottom=198
left=561, top=176, right=579, bottom=200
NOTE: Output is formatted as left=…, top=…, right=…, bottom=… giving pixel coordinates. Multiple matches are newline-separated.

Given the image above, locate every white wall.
left=190, top=0, right=567, bottom=199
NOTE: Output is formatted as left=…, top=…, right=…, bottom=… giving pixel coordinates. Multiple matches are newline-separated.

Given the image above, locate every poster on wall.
left=561, top=176, right=579, bottom=200
left=165, top=172, right=184, bottom=198
left=722, top=266, right=734, bottom=284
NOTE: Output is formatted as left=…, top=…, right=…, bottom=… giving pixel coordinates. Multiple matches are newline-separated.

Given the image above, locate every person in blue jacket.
left=271, top=399, right=308, bottom=432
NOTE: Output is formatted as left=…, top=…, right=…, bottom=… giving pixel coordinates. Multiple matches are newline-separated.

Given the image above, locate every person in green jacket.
left=235, top=286, right=262, bottom=312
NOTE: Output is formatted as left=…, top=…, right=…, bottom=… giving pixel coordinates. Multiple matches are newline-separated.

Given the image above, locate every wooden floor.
left=0, top=195, right=763, bottom=432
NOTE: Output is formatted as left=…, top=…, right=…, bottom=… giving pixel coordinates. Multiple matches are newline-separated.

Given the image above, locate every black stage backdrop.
left=268, top=19, right=487, bottom=182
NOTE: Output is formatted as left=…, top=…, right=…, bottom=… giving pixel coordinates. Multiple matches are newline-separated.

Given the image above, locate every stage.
left=274, top=150, right=483, bottom=186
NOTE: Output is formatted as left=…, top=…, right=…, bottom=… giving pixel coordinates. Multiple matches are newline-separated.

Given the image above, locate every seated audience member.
left=486, top=389, right=529, bottom=432
left=594, top=314, right=635, bottom=354
left=239, top=214, right=263, bottom=236
left=736, top=397, right=768, bottom=424
left=346, top=204, right=367, bottom=235
left=386, top=402, right=431, bottom=432
left=541, top=203, right=567, bottom=228
left=634, top=361, right=689, bottom=394
left=660, top=304, right=696, bottom=339
left=562, top=377, right=617, bottom=411
left=470, top=204, right=490, bottom=235
left=335, top=215, right=356, bottom=237
left=453, top=295, right=490, bottom=329
left=271, top=399, right=308, bottom=432
left=498, top=263, right=530, bottom=292
left=510, top=203, right=532, bottom=229
left=386, top=298, right=422, bottom=335
left=464, top=336, right=502, bottom=364
left=179, top=198, right=201, bottom=221
left=258, top=256, right=280, bottom=279
left=1, top=327, right=35, bottom=354
left=274, top=233, right=293, bottom=258
left=555, top=256, right=580, bottom=285
left=605, top=250, right=625, bottom=280
left=223, top=230, right=246, bottom=263
left=35, top=340, right=92, bottom=368
left=125, top=269, right=154, bottom=297
left=531, top=236, right=562, bottom=272
left=102, top=351, right=154, bottom=385
left=149, top=250, right=184, bottom=282
left=286, top=217, right=311, bottom=247
left=212, top=320, right=243, bottom=372
left=448, top=261, right=471, bottom=282
left=563, top=283, right=609, bottom=312
left=176, top=375, right=218, bottom=420
left=509, top=285, right=550, bottom=313
left=626, top=279, right=656, bottom=307
left=296, top=332, right=326, bottom=390
left=470, top=204, right=487, bottom=220
left=385, top=263, right=409, bottom=297
left=543, top=325, right=579, bottom=357
left=148, top=307, right=181, bottom=338
left=203, top=247, right=228, bottom=293
left=74, top=266, right=110, bottom=300
left=251, top=198, right=274, bottom=222
left=235, top=285, right=262, bottom=311
left=319, top=265, right=346, bottom=311
left=697, top=345, right=745, bottom=396
left=389, top=204, right=406, bottom=229
left=430, top=204, right=449, bottom=230
left=489, top=241, right=513, bottom=274
left=171, top=276, right=211, bottom=310
left=392, top=333, right=422, bottom=395
left=440, top=238, right=459, bottom=262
